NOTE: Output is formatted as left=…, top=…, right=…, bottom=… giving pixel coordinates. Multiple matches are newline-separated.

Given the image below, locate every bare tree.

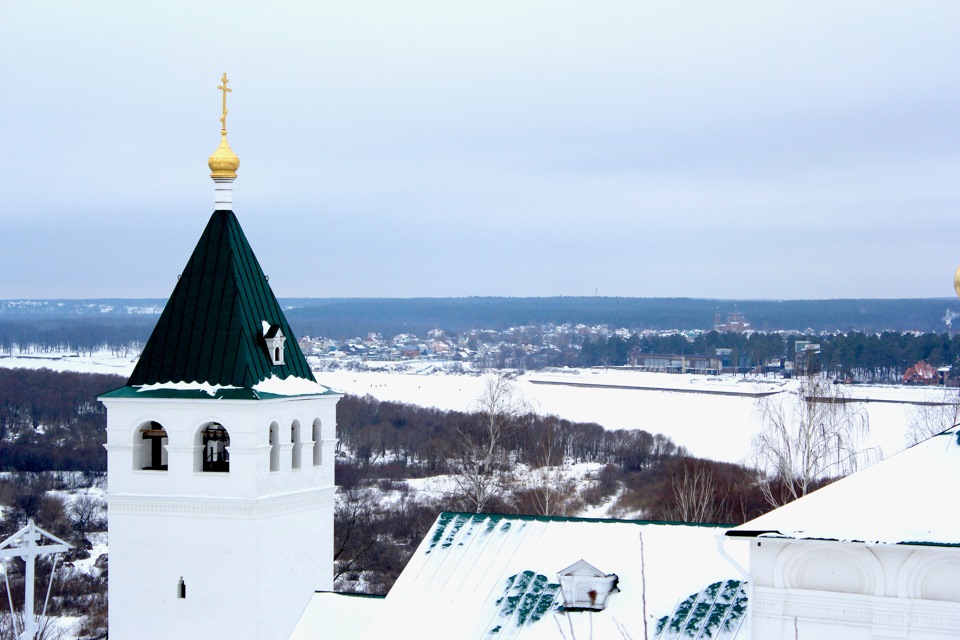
left=69, top=494, right=105, bottom=541
left=449, top=372, right=529, bottom=513
left=517, top=417, right=578, bottom=516
left=753, top=376, right=872, bottom=507
left=0, top=611, right=65, bottom=640
left=905, top=387, right=960, bottom=446
left=669, top=460, right=722, bottom=524
left=333, top=487, right=379, bottom=585
left=521, top=466, right=578, bottom=517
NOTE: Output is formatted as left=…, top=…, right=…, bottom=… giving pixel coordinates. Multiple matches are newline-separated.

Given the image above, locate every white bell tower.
left=100, top=74, right=340, bottom=640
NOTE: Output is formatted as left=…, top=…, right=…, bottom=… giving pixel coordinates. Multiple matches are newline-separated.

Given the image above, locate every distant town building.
left=903, top=360, right=940, bottom=385
left=714, top=310, right=751, bottom=333
left=631, top=353, right=722, bottom=375
left=790, top=341, right=821, bottom=376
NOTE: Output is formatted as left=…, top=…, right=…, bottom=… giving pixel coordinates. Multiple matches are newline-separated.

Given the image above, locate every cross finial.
left=218, top=73, right=232, bottom=133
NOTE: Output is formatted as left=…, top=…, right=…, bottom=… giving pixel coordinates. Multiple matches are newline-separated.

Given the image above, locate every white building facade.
left=728, top=428, right=960, bottom=639
left=743, top=538, right=960, bottom=639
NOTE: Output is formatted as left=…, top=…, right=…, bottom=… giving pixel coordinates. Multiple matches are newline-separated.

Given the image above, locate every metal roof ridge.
left=437, top=511, right=734, bottom=529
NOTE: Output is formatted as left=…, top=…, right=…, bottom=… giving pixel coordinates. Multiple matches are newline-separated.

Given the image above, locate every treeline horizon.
left=1, top=296, right=959, bottom=342
left=577, top=330, right=960, bottom=382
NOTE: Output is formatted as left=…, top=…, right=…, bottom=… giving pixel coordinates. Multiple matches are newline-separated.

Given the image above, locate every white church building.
left=99, top=75, right=341, bottom=640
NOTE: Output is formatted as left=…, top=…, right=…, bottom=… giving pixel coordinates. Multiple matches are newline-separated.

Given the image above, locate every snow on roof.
left=290, top=592, right=384, bottom=640
left=252, top=374, right=338, bottom=397
left=729, top=428, right=960, bottom=546
left=137, top=379, right=239, bottom=397
left=357, top=512, right=747, bottom=640
left=104, top=375, right=340, bottom=400
left=262, top=320, right=284, bottom=338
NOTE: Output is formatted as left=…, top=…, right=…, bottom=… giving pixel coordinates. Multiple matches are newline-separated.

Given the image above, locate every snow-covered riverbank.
left=0, top=351, right=939, bottom=464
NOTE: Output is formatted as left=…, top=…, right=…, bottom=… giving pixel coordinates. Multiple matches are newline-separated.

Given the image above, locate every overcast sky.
left=1, top=2, right=958, bottom=300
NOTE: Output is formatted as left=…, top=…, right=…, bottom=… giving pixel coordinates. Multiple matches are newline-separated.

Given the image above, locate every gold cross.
left=218, top=73, right=232, bottom=132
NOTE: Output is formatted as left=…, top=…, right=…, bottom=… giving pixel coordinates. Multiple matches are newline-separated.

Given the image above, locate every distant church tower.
left=100, top=75, right=341, bottom=640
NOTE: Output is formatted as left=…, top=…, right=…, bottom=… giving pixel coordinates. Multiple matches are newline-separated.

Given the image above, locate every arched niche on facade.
left=291, top=420, right=302, bottom=470
left=197, top=423, right=230, bottom=473
left=774, top=542, right=884, bottom=596
left=135, top=421, right=168, bottom=471
left=269, top=422, right=280, bottom=472
left=898, top=549, right=960, bottom=603
left=312, top=418, right=322, bottom=467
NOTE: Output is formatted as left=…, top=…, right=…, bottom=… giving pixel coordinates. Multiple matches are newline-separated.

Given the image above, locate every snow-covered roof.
left=729, top=428, right=960, bottom=546
left=356, top=512, right=748, bottom=640
left=290, top=592, right=384, bottom=640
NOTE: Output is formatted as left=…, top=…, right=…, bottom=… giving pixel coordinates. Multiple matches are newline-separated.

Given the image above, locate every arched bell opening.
left=136, top=421, right=168, bottom=471
left=199, top=423, right=230, bottom=473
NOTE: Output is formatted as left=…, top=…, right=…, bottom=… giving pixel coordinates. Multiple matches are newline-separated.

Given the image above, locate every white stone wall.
left=102, top=393, right=340, bottom=640
left=746, top=538, right=960, bottom=639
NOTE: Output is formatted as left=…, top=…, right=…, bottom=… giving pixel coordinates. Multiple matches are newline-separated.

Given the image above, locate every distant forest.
left=0, top=317, right=154, bottom=355
left=577, top=330, right=960, bottom=382
left=0, top=369, right=124, bottom=472
left=283, top=297, right=960, bottom=337
left=2, top=297, right=959, bottom=343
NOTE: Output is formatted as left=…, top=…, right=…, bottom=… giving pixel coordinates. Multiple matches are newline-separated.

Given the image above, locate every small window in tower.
left=177, top=577, right=186, bottom=599
left=262, top=322, right=286, bottom=366
left=201, top=424, right=230, bottom=472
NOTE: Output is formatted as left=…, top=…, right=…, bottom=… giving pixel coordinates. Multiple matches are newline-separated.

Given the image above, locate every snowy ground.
left=0, top=352, right=136, bottom=377
left=0, top=351, right=942, bottom=464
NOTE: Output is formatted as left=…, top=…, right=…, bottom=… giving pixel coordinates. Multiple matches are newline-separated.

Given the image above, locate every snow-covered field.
left=0, top=352, right=137, bottom=377
left=315, top=365, right=932, bottom=464
left=0, top=351, right=942, bottom=464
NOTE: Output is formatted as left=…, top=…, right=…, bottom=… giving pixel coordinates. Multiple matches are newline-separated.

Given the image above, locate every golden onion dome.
left=954, top=265, right=960, bottom=299
left=208, top=131, right=240, bottom=179
left=209, top=73, right=240, bottom=180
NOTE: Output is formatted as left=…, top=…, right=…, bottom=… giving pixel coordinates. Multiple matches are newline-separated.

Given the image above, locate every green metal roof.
left=125, top=210, right=315, bottom=390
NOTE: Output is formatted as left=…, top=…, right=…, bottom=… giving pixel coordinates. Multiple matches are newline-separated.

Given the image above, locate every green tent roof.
left=124, top=210, right=315, bottom=390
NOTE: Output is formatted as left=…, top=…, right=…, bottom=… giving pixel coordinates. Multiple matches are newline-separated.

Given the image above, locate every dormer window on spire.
left=263, top=321, right=286, bottom=366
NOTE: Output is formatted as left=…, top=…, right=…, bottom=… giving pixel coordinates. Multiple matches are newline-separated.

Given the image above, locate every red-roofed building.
left=903, top=360, right=939, bottom=385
